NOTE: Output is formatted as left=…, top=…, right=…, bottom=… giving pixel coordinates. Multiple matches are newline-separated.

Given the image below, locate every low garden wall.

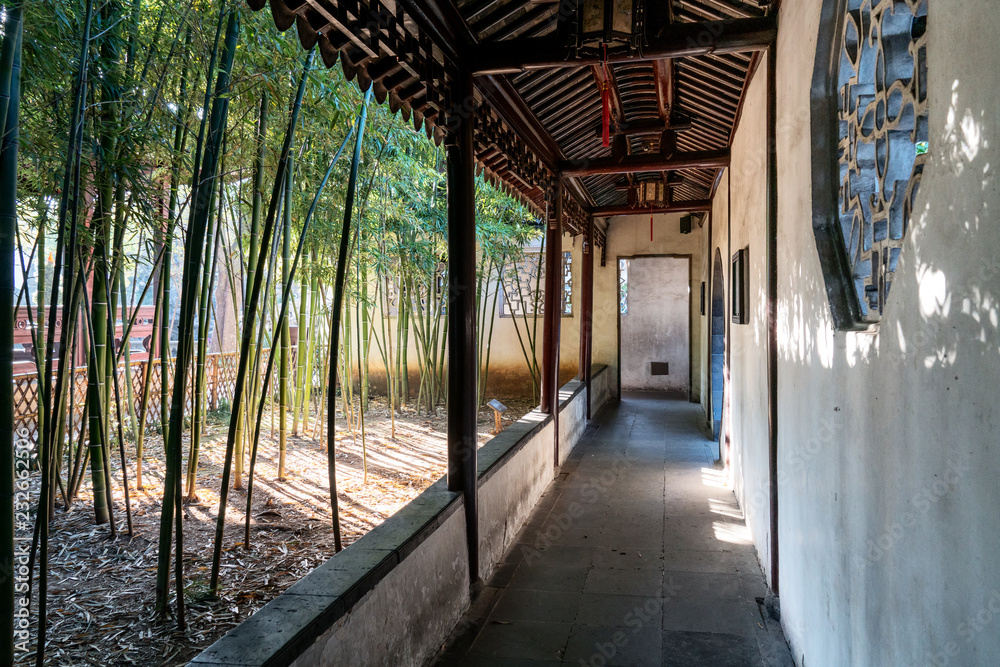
left=191, top=365, right=611, bottom=667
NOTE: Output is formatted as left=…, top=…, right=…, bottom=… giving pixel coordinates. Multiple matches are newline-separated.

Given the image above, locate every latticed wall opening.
left=813, top=0, right=929, bottom=328
left=500, top=251, right=574, bottom=317
left=619, top=259, right=630, bottom=315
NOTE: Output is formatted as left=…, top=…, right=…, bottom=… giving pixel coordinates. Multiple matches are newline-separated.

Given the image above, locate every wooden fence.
left=11, top=350, right=273, bottom=444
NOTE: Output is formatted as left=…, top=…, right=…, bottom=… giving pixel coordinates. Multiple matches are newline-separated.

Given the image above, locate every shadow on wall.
left=766, top=78, right=1000, bottom=660
left=777, top=80, right=998, bottom=372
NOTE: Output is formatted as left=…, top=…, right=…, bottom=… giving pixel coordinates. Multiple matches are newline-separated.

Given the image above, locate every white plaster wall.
left=478, top=415, right=556, bottom=576
left=620, top=256, right=691, bottom=394
left=710, top=68, right=773, bottom=585
left=357, top=230, right=583, bottom=400
left=480, top=367, right=612, bottom=578
left=719, top=1, right=1000, bottom=665
left=558, top=367, right=612, bottom=465
left=592, top=214, right=705, bottom=401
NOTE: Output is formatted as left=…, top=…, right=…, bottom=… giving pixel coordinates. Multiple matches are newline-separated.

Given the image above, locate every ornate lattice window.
left=619, top=259, right=629, bottom=315
left=811, top=0, right=928, bottom=328
left=561, top=252, right=573, bottom=315
left=500, top=251, right=573, bottom=317
left=383, top=263, right=447, bottom=317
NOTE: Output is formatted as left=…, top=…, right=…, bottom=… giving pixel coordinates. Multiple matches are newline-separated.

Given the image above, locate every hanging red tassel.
left=650, top=206, right=654, bottom=242
left=601, top=44, right=611, bottom=148
left=602, top=85, right=611, bottom=148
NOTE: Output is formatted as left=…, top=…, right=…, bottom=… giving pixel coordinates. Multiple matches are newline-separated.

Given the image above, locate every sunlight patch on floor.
left=700, top=467, right=729, bottom=489
left=708, top=497, right=744, bottom=520
left=712, top=520, right=753, bottom=545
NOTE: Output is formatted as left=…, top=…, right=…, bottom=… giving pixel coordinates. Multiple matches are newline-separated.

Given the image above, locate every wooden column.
left=445, top=69, right=480, bottom=586
left=580, top=217, right=594, bottom=420
left=765, top=44, right=780, bottom=596
left=540, top=177, right=563, bottom=464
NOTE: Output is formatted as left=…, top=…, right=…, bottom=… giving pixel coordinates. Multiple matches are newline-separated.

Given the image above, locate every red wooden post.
left=541, top=177, right=563, bottom=465
left=580, top=216, right=594, bottom=421
left=446, top=68, right=479, bottom=587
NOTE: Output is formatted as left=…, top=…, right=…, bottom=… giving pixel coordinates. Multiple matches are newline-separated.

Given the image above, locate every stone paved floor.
left=433, top=393, right=795, bottom=666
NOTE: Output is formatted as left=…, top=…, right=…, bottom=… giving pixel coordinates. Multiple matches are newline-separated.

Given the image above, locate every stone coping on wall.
left=190, top=364, right=607, bottom=667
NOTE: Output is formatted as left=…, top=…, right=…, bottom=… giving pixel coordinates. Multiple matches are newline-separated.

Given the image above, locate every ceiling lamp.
left=637, top=180, right=667, bottom=206
left=578, top=0, right=642, bottom=53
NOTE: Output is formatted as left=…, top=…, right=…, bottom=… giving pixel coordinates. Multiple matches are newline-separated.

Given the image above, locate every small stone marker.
left=488, top=399, right=507, bottom=435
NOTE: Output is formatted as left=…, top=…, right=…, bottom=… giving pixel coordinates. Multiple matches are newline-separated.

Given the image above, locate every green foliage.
left=207, top=398, right=231, bottom=424
left=10, top=0, right=543, bottom=648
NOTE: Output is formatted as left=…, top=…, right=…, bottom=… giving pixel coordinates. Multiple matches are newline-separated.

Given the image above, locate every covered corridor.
left=188, top=0, right=1000, bottom=664
left=434, top=395, right=793, bottom=666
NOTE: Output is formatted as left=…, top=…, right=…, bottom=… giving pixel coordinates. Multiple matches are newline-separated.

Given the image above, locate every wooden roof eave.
left=250, top=0, right=566, bottom=221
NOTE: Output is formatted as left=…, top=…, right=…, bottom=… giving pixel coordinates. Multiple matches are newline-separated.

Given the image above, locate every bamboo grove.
left=0, top=0, right=546, bottom=663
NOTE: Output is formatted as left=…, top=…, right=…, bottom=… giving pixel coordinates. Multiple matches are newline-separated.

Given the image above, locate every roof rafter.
left=470, top=17, right=776, bottom=74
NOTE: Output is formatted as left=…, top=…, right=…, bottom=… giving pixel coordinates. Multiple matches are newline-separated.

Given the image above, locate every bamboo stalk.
left=158, top=9, right=239, bottom=623
left=98, top=278, right=133, bottom=536
left=327, top=86, right=373, bottom=552
left=160, top=29, right=194, bottom=491
left=186, top=139, right=225, bottom=499
left=242, top=118, right=355, bottom=546
left=278, top=154, right=292, bottom=480
left=210, top=49, right=314, bottom=591
left=34, top=0, right=93, bottom=655
left=135, top=275, right=162, bottom=490
left=0, top=11, right=22, bottom=664
left=300, top=257, right=319, bottom=432
left=293, top=259, right=308, bottom=435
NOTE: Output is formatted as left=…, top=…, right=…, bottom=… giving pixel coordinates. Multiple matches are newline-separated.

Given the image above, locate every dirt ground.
left=13, top=396, right=536, bottom=666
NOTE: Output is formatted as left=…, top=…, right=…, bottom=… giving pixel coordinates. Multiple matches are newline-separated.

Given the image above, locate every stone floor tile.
left=467, top=620, right=573, bottom=661
left=432, top=397, right=792, bottom=667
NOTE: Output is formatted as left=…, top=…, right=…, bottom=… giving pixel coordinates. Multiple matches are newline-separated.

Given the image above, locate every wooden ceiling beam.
left=489, top=4, right=553, bottom=41
left=394, top=0, right=467, bottom=64
left=653, top=59, right=675, bottom=120
left=561, top=150, right=730, bottom=177
left=590, top=63, right=627, bottom=143
left=652, top=1, right=675, bottom=123
left=471, top=17, right=776, bottom=75
left=471, top=1, right=526, bottom=36
left=404, top=0, right=598, bottom=211
left=595, top=117, right=694, bottom=139
left=592, top=200, right=713, bottom=218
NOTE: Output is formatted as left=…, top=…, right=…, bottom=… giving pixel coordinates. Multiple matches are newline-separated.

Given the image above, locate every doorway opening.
left=711, top=249, right=726, bottom=439
left=617, top=255, right=692, bottom=399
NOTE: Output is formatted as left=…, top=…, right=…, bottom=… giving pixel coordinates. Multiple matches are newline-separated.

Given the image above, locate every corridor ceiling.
left=249, top=0, right=776, bottom=235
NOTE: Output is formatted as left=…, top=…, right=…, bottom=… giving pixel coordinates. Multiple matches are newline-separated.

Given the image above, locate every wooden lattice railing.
left=12, top=350, right=272, bottom=444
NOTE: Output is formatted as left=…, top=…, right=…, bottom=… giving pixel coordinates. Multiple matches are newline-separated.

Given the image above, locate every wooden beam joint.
left=561, top=150, right=730, bottom=178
